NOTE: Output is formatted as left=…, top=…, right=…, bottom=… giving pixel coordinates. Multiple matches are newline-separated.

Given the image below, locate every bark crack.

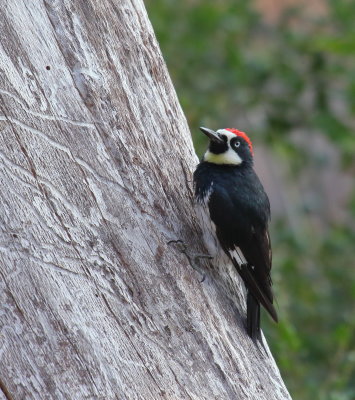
left=0, top=88, right=96, bottom=127
left=0, top=109, right=93, bottom=280
left=101, top=294, right=168, bottom=399
left=0, top=379, right=13, bottom=400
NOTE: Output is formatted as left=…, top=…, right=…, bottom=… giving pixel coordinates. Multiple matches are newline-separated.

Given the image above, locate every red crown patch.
left=226, top=128, right=253, bottom=155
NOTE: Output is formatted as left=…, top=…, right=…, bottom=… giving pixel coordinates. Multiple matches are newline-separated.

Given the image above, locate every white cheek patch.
left=204, top=129, right=243, bottom=165
left=204, top=148, right=242, bottom=165
left=229, top=247, right=247, bottom=266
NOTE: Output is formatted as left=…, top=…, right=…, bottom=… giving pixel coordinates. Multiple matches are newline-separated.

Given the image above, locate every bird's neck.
left=202, top=156, right=253, bottom=169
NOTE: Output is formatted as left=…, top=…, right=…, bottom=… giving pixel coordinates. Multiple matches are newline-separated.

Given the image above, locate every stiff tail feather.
left=247, top=292, right=260, bottom=340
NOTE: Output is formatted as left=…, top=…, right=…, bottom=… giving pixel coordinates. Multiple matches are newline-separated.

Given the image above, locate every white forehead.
left=216, top=129, right=236, bottom=142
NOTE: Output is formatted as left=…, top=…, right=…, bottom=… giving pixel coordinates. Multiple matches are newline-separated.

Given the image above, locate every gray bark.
left=0, top=1, right=291, bottom=399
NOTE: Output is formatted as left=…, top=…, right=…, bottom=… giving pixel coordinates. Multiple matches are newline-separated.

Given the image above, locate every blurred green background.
left=145, top=0, right=355, bottom=399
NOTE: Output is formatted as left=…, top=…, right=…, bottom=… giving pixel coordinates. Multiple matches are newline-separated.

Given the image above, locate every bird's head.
left=200, top=127, right=254, bottom=166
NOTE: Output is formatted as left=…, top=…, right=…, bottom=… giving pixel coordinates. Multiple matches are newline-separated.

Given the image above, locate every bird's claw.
left=167, top=239, right=213, bottom=282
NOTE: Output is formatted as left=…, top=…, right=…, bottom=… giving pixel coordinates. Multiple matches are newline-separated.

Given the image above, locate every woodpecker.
left=193, top=127, right=278, bottom=339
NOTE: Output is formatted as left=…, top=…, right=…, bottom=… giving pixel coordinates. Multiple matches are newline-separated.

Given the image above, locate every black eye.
left=234, top=141, right=240, bottom=148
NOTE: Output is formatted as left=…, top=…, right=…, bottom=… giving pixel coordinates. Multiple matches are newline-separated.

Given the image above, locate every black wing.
left=208, top=180, right=278, bottom=323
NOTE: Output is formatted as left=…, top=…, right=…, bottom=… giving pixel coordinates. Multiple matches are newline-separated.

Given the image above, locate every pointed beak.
left=199, top=127, right=224, bottom=143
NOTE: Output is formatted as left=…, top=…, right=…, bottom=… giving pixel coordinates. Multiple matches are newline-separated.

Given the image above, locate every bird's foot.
left=167, top=239, right=213, bottom=282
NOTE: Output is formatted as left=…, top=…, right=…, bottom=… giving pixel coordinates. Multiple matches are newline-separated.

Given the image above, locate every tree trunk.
left=0, top=1, right=291, bottom=399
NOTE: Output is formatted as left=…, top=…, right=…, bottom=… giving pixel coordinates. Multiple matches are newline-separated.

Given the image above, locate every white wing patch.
left=229, top=247, right=247, bottom=266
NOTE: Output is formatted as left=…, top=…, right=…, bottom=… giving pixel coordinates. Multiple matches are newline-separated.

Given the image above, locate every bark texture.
left=0, top=1, right=291, bottom=399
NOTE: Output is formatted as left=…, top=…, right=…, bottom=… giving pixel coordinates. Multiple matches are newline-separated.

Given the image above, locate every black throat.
left=209, top=139, right=228, bottom=154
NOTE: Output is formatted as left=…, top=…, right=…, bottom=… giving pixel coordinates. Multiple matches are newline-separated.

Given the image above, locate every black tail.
left=247, top=292, right=260, bottom=340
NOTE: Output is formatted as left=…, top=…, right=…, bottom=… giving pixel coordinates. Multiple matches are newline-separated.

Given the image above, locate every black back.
left=194, top=161, right=278, bottom=324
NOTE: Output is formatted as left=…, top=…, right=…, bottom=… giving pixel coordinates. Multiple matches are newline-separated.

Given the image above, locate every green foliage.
left=145, top=1, right=355, bottom=398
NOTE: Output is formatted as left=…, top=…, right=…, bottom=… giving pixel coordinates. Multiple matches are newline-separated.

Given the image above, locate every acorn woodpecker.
left=193, top=127, right=278, bottom=339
